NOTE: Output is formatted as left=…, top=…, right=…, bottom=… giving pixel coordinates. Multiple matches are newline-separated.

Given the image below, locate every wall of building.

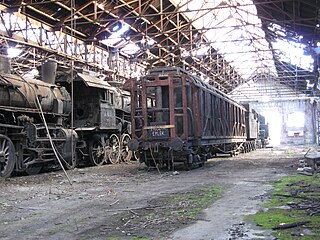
left=247, top=99, right=317, bottom=145
left=229, top=78, right=318, bottom=146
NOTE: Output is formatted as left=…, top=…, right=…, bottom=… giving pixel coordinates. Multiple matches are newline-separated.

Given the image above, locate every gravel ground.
left=0, top=146, right=308, bottom=240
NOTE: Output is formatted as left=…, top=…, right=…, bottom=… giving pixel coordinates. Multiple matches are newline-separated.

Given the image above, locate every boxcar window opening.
left=133, top=89, right=142, bottom=109
left=186, top=85, right=193, bottom=135
left=226, top=102, right=231, bottom=136
left=146, top=86, right=155, bottom=108
left=234, top=107, right=238, bottom=135
left=201, top=90, right=206, bottom=135
left=187, top=107, right=194, bottom=137
left=239, top=107, right=242, bottom=135
left=203, top=91, right=207, bottom=135
left=240, top=109, right=245, bottom=136
left=161, top=86, right=170, bottom=125
left=221, top=100, right=228, bottom=136
left=146, top=97, right=154, bottom=108
left=214, top=96, right=220, bottom=136
left=186, top=84, right=192, bottom=108
left=175, top=115, right=184, bottom=137
left=145, top=86, right=171, bottom=126
left=231, top=105, right=235, bottom=135
left=174, top=86, right=182, bottom=108
left=207, top=91, right=213, bottom=136
left=207, top=93, right=210, bottom=135
left=205, top=91, right=211, bottom=136
left=220, top=98, right=226, bottom=136
left=211, top=94, right=215, bottom=136
left=173, top=83, right=184, bottom=137
left=230, top=103, right=234, bottom=136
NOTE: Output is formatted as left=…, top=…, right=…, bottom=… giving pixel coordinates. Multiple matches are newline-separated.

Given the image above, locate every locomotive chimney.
left=41, top=59, right=57, bottom=84
left=0, top=55, right=11, bottom=74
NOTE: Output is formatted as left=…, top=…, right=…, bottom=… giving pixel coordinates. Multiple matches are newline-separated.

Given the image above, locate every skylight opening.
left=273, top=38, right=314, bottom=71
left=171, top=0, right=276, bottom=79
left=195, top=45, right=209, bottom=56
left=121, top=43, right=140, bottom=55
left=101, top=23, right=130, bottom=46
left=269, top=23, right=314, bottom=71
left=7, top=47, right=22, bottom=58
left=111, top=23, right=130, bottom=38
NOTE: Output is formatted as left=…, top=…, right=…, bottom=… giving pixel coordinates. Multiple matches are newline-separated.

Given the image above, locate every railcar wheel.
left=120, top=134, right=133, bottom=162
left=184, top=154, right=193, bottom=171
left=108, top=134, right=121, bottom=164
left=0, top=135, right=16, bottom=178
left=89, top=135, right=107, bottom=166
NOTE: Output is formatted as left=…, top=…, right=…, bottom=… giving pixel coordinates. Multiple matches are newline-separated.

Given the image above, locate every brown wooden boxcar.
left=125, top=67, right=255, bottom=170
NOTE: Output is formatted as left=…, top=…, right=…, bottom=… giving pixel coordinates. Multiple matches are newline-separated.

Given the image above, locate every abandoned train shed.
left=1, top=1, right=320, bottom=240
left=0, top=0, right=319, bottom=147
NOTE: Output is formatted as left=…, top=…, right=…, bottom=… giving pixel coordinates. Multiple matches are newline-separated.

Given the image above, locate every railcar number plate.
left=147, top=128, right=169, bottom=139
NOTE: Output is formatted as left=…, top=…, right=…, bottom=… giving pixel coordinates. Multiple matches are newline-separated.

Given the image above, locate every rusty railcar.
left=243, top=104, right=260, bottom=152
left=125, top=67, right=248, bottom=170
left=0, top=58, right=77, bottom=177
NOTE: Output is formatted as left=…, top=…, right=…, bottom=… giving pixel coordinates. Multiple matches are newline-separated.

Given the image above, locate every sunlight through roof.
left=170, top=0, right=277, bottom=80
left=101, top=22, right=130, bottom=47
left=269, top=23, right=314, bottom=71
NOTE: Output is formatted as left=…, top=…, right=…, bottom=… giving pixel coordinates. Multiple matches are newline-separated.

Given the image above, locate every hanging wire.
left=70, top=0, right=76, bottom=170
left=149, top=147, right=162, bottom=175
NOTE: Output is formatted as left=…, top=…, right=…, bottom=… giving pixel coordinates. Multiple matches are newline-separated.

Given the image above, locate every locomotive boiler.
left=125, top=67, right=250, bottom=170
left=0, top=58, right=77, bottom=177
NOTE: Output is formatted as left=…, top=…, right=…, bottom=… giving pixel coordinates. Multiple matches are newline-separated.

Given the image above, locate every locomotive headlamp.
left=170, top=138, right=183, bottom=151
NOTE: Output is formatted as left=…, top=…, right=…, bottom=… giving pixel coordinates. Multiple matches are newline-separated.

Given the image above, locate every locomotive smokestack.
left=0, top=55, right=11, bottom=74
left=41, top=59, right=57, bottom=84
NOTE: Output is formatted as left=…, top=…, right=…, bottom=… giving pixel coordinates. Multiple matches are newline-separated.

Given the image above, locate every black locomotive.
left=0, top=57, right=131, bottom=177
left=57, top=70, right=132, bottom=166
left=0, top=58, right=77, bottom=177
left=125, top=67, right=263, bottom=170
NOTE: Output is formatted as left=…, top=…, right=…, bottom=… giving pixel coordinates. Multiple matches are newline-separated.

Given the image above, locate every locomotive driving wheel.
left=89, top=134, right=107, bottom=166
left=108, top=134, right=121, bottom=164
left=23, top=148, right=42, bottom=175
left=0, top=135, right=16, bottom=178
left=120, top=134, right=133, bottom=162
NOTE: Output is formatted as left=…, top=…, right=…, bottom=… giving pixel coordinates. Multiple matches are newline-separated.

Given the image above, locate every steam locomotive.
left=0, top=57, right=76, bottom=177
left=57, top=69, right=132, bottom=166
left=0, top=57, right=131, bottom=177
left=125, top=67, right=265, bottom=170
